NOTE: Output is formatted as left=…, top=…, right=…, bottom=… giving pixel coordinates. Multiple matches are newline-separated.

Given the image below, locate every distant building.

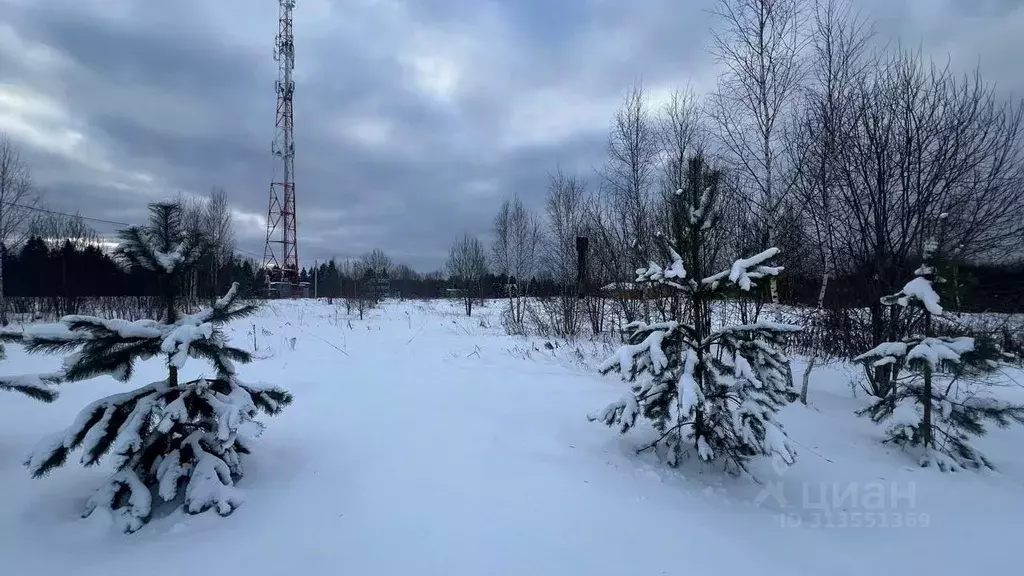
left=265, top=281, right=311, bottom=299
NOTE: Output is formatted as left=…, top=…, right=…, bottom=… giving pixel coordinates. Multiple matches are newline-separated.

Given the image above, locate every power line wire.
left=2, top=200, right=133, bottom=227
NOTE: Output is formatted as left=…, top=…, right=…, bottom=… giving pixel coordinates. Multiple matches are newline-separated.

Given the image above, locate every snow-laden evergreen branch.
left=884, top=276, right=943, bottom=316
left=25, top=376, right=291, bottom=532
left=21, top=282, right=255, bottom=382
left=0, top=372, right=62, bottom=403
left=0, top=332, right=63, bottom=402
left=702, top=247, right=784, bottom=291
left=636, top=247, right=687, bottom=290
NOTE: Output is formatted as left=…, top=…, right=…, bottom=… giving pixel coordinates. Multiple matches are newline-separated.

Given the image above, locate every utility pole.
left=313, top=259, right=318, bottom=299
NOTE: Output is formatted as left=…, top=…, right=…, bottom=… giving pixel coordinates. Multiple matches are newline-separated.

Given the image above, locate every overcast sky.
left=1, top=0, right=1021, bottom=272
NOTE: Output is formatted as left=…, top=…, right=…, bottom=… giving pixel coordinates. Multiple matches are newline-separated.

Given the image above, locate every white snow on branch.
left=705, top=321, right=801, bottom=347
left=214, top=282, right=240, bottom=310
left=0, top=372, right=62, bottom=400
left=854, top=342, right=909, bottom=366
left=183, top=431, right=245, bottom=516
left=856, top=337, right=974, bottom=369
left=677, top=349, right=701, bottom=416
left=907, top=337, right=974, bottom=368
left=702, top=248, right=783, bottom=291
left=599, top=323, right=678, bottom=376
left=25, top=317, right=162, bottom=341
left=732, top=353, right=762, bottom=388
left=21, top=322, right=86, bottom=342
left=161, top=322, right=214, bottom=369
left=728, top=248, right=782, bottom=291
left=83, top=469, right=153, bottom=534
left=764, top=422, right=796, bottom=465
left=587, top=394, right=641, bottom=434
left=636, top=249, right=687, bottom=289
left=22, top=285, right=245, bottom=374
left=155, top=243, right=185, bottom=273
left=895, top=277, right=943, bottom=315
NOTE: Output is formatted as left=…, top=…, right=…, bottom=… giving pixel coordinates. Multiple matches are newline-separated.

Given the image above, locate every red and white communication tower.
left=262, top=0, right=299, bottom=288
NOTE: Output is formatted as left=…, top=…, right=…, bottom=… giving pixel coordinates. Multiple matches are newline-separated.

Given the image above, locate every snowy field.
left=2, top=298, right=1022, bottom=575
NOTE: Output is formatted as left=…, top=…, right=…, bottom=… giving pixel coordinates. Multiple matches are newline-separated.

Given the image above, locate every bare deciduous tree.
left=29, top=212, right=100, bottom=251
left=539, top=168, right=588, bottom=336
left=543, top=168, right=588, bottom=284
left=172, top=189, right=237, bottom=304
left=360, top=248, right=393, bottom=303
left=708, top=0, right=806, bottom=304
left=600, top=82, right=661, bottom=272
left=658, top=87, right=708, bottom=198
left=588, top=83, right=661, bottom=326
left=177, top=192, right=206, bottom=236
left=830, top=47, right=1024, bottom=396
left=0, top=134, right=40, bottom=324
left=362, top=248, right=393, bottom=278
left=787, top=0, right=874, bottom=403
left=446, top=234, right=488, bottom=316
left=392, top=263, right=419, bottom=301
left=204, top=186, right=235, bottom=295
left=492, top=195, right=542, bottom=333
left=176, top=192, right=207, bottom=303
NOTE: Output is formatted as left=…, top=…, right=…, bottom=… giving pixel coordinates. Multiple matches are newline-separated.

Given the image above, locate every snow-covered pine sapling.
left=587, top=155, right=801, bottom=474
left=19, top=202, right=293, bottom=533
left=0, top=331, right=61, bottom=402
left=854, top=232, right=1024, bottom=472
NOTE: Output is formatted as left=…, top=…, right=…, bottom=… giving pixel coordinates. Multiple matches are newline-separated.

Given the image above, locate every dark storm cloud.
left=1, top=0, right=1022, bottom=270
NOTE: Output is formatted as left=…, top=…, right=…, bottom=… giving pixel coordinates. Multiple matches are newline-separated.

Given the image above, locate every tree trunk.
left=801, top=272, right=830, bottom=405
left=868, top=300, right=894, bottom=397
left=816, top=273, right=829, bottom=309
left=800, top=356, right=816, bottom=405
left=921, top=311, right=933, bottom=448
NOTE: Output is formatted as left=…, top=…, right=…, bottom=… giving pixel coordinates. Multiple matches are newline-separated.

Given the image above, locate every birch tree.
left=707, top=0, right=806, bottom=304
left=787, top=0, right=874, bottom=402
left=590, top=83, right=661, bottom=325
left=492, top=196, right=542, bottom=332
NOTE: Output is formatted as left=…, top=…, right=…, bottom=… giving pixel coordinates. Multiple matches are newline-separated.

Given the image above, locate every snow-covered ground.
left=2, top=298, right=1022, bottom=575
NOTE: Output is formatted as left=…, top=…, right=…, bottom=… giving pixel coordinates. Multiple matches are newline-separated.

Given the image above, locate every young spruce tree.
left=19, top=202, right=293, bottom=533
left=589, top=155, right=800, bottom=474
left=855, top=224, right=1024, bottom=471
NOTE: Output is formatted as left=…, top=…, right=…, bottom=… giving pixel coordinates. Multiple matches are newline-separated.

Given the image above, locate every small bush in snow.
left=19, top=202, right=293, bottom=533
left=588, top=155, right=800, bottom=474
left=855, top=229, right=1024, bottom=471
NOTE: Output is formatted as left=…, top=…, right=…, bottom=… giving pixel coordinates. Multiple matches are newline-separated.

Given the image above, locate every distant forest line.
left=3, top=235, right=1022, bottom=314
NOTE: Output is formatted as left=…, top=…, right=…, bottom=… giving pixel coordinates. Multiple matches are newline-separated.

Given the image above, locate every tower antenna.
left=262, top=0, right=299, bottom=294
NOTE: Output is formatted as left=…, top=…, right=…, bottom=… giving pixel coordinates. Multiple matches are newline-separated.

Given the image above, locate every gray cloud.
left=1, top=0, right=1022, bottom=271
